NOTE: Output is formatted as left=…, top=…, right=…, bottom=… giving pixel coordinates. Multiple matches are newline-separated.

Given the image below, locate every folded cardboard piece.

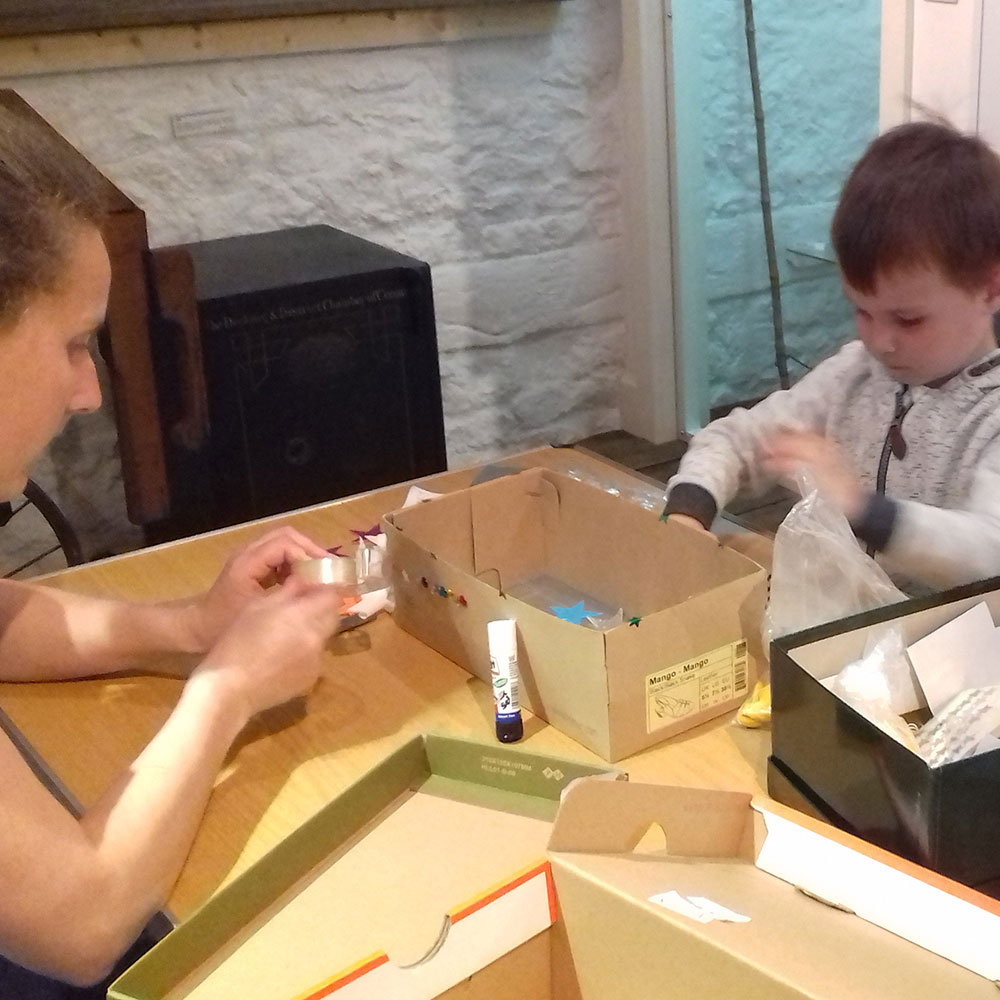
left=444, top=781, right=1000, bottom=1000
left=383, top=467, right=767, bottom=761
left=768, top=575, right=1000, bottom=889
left=108, top=736, right=619, bottom=1000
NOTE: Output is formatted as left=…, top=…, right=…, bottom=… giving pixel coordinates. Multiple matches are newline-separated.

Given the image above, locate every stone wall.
left=0, top=1, right=626, bottom=566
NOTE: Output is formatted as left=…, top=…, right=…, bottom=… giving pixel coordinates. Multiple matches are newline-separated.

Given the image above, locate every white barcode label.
left=508, top=679, right=520, bottom=707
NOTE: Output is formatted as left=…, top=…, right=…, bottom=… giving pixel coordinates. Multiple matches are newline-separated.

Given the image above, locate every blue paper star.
left=551, top=600, right=598, bottom=625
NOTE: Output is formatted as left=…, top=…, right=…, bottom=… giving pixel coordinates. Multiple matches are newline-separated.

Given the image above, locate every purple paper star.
left=325, top=545, right=345, bottom=557
left=351, top=524, right=383, bottom=540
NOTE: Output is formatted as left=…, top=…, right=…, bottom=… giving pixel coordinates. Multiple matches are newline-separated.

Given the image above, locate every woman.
left=0, top=108, right=342, bottom=991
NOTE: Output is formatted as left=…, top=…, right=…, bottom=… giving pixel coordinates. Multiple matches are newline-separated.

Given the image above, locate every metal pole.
left=744, top=0, right=790, bottom=389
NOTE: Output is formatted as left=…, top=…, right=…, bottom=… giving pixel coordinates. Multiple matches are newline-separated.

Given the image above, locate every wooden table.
left=0, top=447, right=771, bottom=923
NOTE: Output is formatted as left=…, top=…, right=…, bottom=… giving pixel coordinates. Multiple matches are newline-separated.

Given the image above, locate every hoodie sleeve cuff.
left=662, top=483, right=718, bottom=530
left=849, top=493, right=898, bottom=552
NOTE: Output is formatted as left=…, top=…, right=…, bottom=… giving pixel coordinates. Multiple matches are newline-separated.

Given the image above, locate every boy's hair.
left=832, top=119, right=1000, bottom=292
left=0, top=106, right=107, bottom=329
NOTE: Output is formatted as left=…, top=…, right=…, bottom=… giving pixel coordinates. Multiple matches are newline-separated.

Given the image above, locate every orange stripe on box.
left=290, top=951, right=389, bottom=1000
left=449, top=860, right=552, bottom=924
left=545, top=862, right=557, bottom=923
left=287, top=860, right=553, bottom=1000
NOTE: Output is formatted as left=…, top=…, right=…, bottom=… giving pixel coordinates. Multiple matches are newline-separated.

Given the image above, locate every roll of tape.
left=291, top=555, right=357, bottom=587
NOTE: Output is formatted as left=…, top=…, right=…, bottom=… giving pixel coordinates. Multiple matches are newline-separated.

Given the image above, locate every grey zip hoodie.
left=664, top=340, right=1000, bottom=593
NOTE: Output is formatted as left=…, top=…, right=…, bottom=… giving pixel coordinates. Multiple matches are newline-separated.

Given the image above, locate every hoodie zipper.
left=868, top=384, right=912, bottom=556
left=876, top=384, right=912, bottom=490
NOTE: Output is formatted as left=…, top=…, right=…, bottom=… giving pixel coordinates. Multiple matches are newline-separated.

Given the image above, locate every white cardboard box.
left=444, top=781, right=1000, bottom=999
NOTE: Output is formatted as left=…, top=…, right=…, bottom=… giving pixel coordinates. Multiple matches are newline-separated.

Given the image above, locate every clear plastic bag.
left=739, top=475, right=909, bottom=728
left=761, top=474, right=907, bottom=653
left=827, top=628, right=920, bottom=750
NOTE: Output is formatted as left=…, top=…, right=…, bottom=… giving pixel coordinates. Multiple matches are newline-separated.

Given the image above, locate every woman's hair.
left=832, top=119, right=1000, bottom=292
left=0, top=106, right=107, bottom=328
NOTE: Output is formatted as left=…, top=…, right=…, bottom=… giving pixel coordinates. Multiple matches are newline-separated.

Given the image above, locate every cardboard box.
left=108, top=735, right=619, bottom=1000
left=383, top=468, right=767, bottom=761
left=768, top=575, right=1000, bottom=890
left=444, top=781, right=1000, bottom=999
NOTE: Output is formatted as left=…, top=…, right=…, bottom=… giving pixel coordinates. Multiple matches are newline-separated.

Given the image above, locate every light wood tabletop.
left=0, top=447, right=771, bottom=923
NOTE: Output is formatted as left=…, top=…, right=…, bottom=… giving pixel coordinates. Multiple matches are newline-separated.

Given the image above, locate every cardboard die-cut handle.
left=548, top=780, right=755, bottom=860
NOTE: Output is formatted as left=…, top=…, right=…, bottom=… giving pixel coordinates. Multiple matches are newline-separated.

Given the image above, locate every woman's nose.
left=69, top=354, right=103, bottom=414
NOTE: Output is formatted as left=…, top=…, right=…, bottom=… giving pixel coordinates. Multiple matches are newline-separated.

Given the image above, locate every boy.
left=665, top=120, right=1000, bottom=594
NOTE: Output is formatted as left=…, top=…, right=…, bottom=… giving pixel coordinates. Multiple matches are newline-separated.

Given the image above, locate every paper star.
left=325, top=545, right=345, bottom=557
left=551, top=600, right=599, bottom=625
left=629, top=616, right=642, bottom=628
left=351, top=524, right=383, bottom=540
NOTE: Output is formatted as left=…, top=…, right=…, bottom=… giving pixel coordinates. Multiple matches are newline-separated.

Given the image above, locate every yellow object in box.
left=737, top=679, right=771, bottom=728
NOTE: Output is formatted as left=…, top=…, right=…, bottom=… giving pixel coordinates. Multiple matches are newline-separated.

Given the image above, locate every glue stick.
left=488, top=619, right=523, bottom=743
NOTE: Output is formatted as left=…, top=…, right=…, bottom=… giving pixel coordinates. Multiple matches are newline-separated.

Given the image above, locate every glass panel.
left=678, top=0, right=881, bottom=418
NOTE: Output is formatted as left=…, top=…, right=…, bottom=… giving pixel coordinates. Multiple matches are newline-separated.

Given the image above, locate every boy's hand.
left=667, top=512, right=714, bottom=534
left=761, top=429, right=866, bottom=521
left=183, top=526, right=332, bottom=653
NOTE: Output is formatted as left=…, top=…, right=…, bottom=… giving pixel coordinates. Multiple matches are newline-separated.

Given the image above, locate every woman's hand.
left=189, top=574, right=344, bottom=724
left=181, top=526, right=332, bottom=653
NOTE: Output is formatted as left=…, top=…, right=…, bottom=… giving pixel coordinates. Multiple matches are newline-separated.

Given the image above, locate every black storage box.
left=769, top=575, right=1000, bottom=893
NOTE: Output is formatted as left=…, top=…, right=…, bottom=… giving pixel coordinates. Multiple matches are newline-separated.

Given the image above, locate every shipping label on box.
left=383, top=468, right=767, bottom=761
left=645, top=639, right=749, bottom=734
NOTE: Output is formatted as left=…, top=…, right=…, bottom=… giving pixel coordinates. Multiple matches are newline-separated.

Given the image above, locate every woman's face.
left=0, top=223, right=110, bottom=500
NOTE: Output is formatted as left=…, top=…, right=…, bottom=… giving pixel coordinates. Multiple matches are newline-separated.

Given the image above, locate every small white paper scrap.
left=648, top=890, right=750, bottom=924
left=350, top=587, right=391, bottom=621
left=403, top=485, right=442, bottom=508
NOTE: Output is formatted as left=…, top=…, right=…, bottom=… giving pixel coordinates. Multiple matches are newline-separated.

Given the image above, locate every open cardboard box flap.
left=546, top=781, right=1000, bottom=998
left=387, top=468, right=758, bottom=613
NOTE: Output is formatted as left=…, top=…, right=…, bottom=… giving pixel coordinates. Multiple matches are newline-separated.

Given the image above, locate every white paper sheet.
left=906, top=602, right=1000, bottom=715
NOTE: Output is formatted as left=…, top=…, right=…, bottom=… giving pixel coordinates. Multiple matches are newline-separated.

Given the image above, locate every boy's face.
left=844, top=265, right=1000, bottom=385
left=0, top=223, right=109, bottom=500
